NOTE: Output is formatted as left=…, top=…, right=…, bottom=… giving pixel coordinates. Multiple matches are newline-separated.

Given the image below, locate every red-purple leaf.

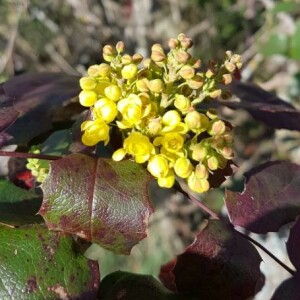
left=271, top=271, right=300, bottom=300
left=226, top=81, right=300, bottom=130
left=287, top=217, right=300, bottom=270
left=1, top=73, right=80, bottom=144
left=225, top=161, right=300, bottom=233
left=159, top=219, right=264, bottom=300
left=39, top=153, right=154, bottom=255
left=0, top=87, right=19, bottom=133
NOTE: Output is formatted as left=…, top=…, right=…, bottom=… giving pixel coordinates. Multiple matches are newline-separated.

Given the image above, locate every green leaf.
left=40, top=153, right=154, bottom=255
left=261, top=33, right=288, bottom=57
left=0, top=180, right=43, bottom=226
left=290, top=21, right=300, bottom=60
left=272, top=2, right=299, bottom=14
left=0, top=224, right=99, bottom=299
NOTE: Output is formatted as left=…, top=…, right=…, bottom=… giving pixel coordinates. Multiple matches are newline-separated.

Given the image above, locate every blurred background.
left=1, top=0, right=300, bottom=299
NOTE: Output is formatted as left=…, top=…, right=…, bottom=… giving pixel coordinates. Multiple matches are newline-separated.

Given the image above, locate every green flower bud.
left=148, top=79, right=164, bottom=93
left=179, top=65, right=195, bottom=80
left=121, top=63, right=138, bottom=80
left=207, top=119, right=226, bottom=135
left=79, top=77, right=98, bottom=90
left=151, top=44, right=166, bottom=62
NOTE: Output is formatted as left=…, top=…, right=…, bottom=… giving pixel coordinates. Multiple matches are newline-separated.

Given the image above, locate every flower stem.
left=0, top=150, right=62, bottom=160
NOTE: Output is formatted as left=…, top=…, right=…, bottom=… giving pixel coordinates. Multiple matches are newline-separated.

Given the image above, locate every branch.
left=235, top=229, right=296, bottom=276
left=0, top=150, right=61, bottom=161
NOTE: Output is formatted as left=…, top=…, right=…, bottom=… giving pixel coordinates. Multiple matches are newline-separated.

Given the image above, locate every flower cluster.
left=79, top=33, right=241, bottom=193
left=26, top=147, right=50, bottom=183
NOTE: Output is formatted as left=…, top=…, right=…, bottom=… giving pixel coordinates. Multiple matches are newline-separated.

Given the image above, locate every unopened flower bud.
left=195, top=163, right=209, bottom=179
left=79, top=90, right=98, bottom=107
left=148, top=79, right=164, bottom=93
left=187, top=172, right=210, bottom=193
left=209, top=89, right=222, bottom=99
left=225, top=61, right=236, bottom=73
left=191, top=143, right=208, bottom=161
left=206, top=109, right=218, bottom=120
left=151, top=44, right=166, bottom=62
left=103, top=45, right=116, bottom=62
left=157, top=169, right=175, bottom=188
left=121, top=54, right=132, bottom=65
left=147, top=118, right=162, bottom=136
left=179, top=65, right=195, bottom=80
left=147, top=154, right=169, bottom=178
left=116, top=41, right=125, bottom=53
left=174, top=95, right=191, bottom=114
left=206, top=69, right=215, bottom=79
left=207, top=119, right=226, bottom=135
left=207, top=155, right=219, bottom=170
left=184, top=111, right=209, bottom=131
left=79, top=77, right=98, bottom=90
left=168, top=38, right=179, bottom=49
left=219, top=146, right=234, bottom=159
left=132, top=53, right=144, bottom=64
left=175, top=49, right=190, bottom=64
left=177, top=33, right=186, bottom=41
left=104, top=85, right=122, bottom=101
left=162, top=110, right=181, bottom=126
left=136, top=78, right=149, bottom=92
left=121, top=63, right=138, bottom=79
left=88, top=64, right=110, bottom=77
left=189, top=58, right=201, bottom=69
left=181, top=37, right=193, bottom=49
left=112, top=148, right=126, bottom=161
left=222, top=74, right=232, bottom=85
left=174, top=157, right=193, bottom=178
left=187, top=74, right=203, bottom=89
left=143, top=58, right=151, bottom=68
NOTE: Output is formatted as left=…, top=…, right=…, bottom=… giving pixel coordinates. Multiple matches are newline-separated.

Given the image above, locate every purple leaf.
left=1, top=73, right=80, bottom=144
left=39, top=153, right=154, bottom=255
left=226, top=81, right=300, bottom=130
left=287, top=217, right=300, bottom=270
left=159, top=219, right=264, bottom=300
left=225, top=161, right=300, bottom=233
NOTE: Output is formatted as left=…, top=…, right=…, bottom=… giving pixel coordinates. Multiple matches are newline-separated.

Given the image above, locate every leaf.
left=287, top=217, right=300, bottom=270
left=226, top=81, right=300, bottom=130
left=0, top=72, right=80, bottom=144
left=271, top=271, right=300, bottom=300
left=159, top=219, right=264, bottom=300
left=290, top=21, right=300, bottom=60
left=225, top=161, right=300, bottom=233
left=0, top=224, right=99, bottom=299
left=99, top=271, right=180, bottom=300
left=39, top=153, right=154, bottom=255
left=0, top=179, right=43, bottom=227
left=261, top=33, right=288, bottom=57
left=0, top=87, right=19, bottom=133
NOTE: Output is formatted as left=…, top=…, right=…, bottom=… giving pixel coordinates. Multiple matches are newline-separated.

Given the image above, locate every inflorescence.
left=79, top=33, right=241, bottom=193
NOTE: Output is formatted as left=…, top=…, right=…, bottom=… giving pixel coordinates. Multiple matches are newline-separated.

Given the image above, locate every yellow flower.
left=147, top=155, right=169, bottom=178
left=112, top=148, right=126, bottom=161
left=154, top=132, right=185, bottom=153
left=174, top=157, right=193, bottom=178
left=121, top=64, right=138, bottom=80
left=162, top=110, right=181, bottom=127
left=174, top=95, right=191, bottom=114
left=187, top=172, right=210, bottom=193
left=79, top=90, right=98, bottom=107
left=81, top=119, right=110, bottom=146
left=157, top=169, right=175, bottom=188
left=94, top=98, right=118, bottom=123
left=104, top=85, right=122, bottom=101
left=79, top=77, right=98, bottom=90
left=117, top=94, right=143, bottom=129
left=123, top=132, right=155, bottom=163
